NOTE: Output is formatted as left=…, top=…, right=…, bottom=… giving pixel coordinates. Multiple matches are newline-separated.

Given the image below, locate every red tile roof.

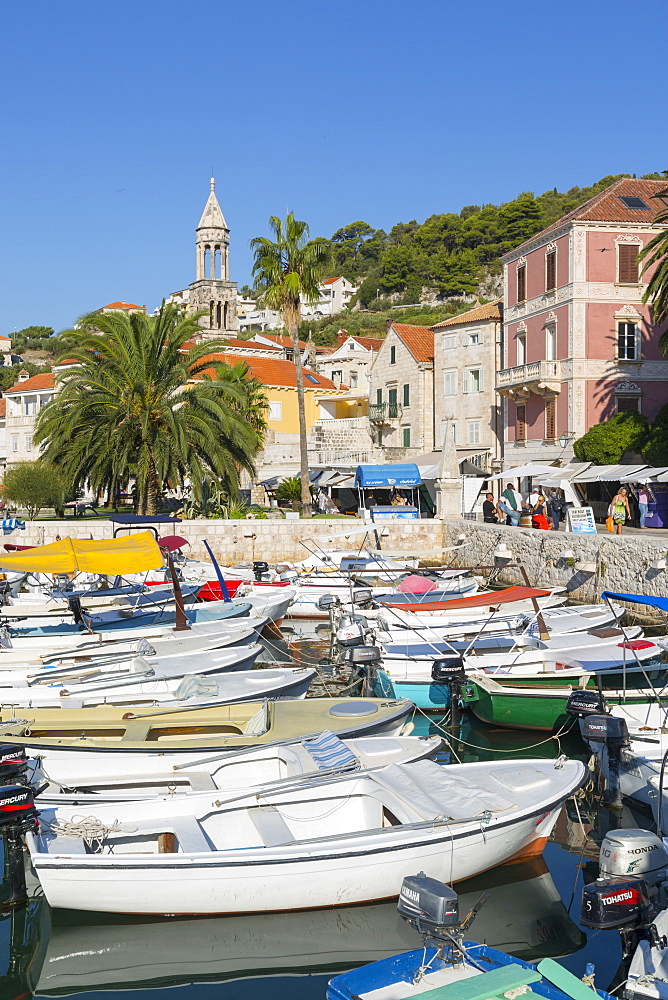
left=509, top=178, right=668, bottom=255
left=432, top=299, right=502, bottom=328
left=322, top=276, right=342, bottom=285
left=0, top=336, right=10, bottom=341
left=336, top=331, right=384, bottom=350
left=0, top=400, right=6, bottom=417
left=195, top=354, right=339, bottom=390
left=4, top=373, right=55, bottom=394
left=255, top=333, right=308, bottom=350
left=102, top=301, right=145, bottom=310
left=390, top=324, right=434, bottom=363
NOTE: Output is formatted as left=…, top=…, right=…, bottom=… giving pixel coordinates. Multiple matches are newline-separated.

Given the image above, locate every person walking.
left=497, top=482, right=522, bottom=526
left=608, top=487, right=631, bottom=535
left=637, top=484, right=650, bottom=528
left=546, top=488, right=565, bottom=530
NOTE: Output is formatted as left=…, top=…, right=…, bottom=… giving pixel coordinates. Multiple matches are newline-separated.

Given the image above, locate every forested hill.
left=317, top=172, right=666, bottom=309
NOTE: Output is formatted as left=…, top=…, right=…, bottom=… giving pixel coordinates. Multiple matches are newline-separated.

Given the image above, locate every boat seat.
left=394, top=963, right=541, bottom=1000
left=169, top=817, right=211, bottom=853
left=249, top=804, right=295, bottom=847
left=47, top=836, right=89, bottom=855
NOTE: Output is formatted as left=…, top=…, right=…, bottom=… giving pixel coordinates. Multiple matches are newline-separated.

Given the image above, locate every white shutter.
left=478, top=369, right=484, bottom=391
left=462, top=371, right=469, bottom=394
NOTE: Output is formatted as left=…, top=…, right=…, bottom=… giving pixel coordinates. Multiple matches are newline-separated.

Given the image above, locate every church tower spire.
left=189, top=177, right=237, bottom=335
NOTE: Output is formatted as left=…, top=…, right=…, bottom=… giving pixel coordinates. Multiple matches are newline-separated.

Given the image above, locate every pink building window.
left=617, top=322, right=639, bottom=361
left=544, top=398, right=556, bottom=440
left=516, top=404, right=526, bottom=441
left=517, top=265, right=526, bottom=302
left=618, top=244, right=640, bottom=284
left=545, top=250, right=556, bottom=291
left=617, top=396, right=640, bottom=414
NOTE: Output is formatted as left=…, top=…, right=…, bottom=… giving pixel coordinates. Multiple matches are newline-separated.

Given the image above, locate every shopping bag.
left=605, top=516, right=615, bottom=532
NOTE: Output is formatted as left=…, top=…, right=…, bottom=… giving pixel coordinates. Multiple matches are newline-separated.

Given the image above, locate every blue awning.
left=601, top=591, right=668, bottom=613
left=354, top=464, right=422, bottom=488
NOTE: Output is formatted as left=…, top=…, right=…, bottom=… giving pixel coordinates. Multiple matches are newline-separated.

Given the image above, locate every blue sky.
left=1, top=0, right=666, bottom=334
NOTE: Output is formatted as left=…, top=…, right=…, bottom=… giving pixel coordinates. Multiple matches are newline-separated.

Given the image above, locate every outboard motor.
left=600, top=829, right=668, bottom=890
left=317, top=594, right=341, bottom=612
left=0, top=784, right=39, bottom=907
left=351, top=588, right=374, bottom=609
left=581, top=714, right=629, bottom=809
left=346, top=645, right=382, bottom=696
left=253, top=561, right=270, bottom=581
left=66, top=594, right=87, bottom=628
left=0, top=746, right=29, bottom=786
left=431, top=657, right=467, bottom=729
left=398, top=872, right=488, bottom=960
left=565, top=688, right=606, bottom=718
left=336, top=614, right=369, bottom=648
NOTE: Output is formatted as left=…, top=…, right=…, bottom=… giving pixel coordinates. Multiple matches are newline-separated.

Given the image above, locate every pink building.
left=497, top=178, right=668, bottom=463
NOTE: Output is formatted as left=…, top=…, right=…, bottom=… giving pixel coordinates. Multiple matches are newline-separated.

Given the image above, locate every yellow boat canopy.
left=0, top=532, right=164, bottom=575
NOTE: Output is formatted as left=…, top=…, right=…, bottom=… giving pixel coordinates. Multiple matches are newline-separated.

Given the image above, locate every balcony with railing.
left=496, top=360, right=562, bottom=397
left=369, top=402, right=403, bottom=423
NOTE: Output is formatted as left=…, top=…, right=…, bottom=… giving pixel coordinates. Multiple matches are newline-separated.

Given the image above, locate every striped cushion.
left=302, top=730, right=358, bottom=771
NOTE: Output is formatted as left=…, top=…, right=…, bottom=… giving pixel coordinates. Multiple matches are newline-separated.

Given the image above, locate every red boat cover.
left=396, top=574, right=437, bottom=595
left=381, top=585, right=550, bottom=613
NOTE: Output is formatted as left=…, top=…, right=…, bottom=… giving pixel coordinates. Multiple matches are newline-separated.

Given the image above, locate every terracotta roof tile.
left=255, top=333, right=308, bottom=350
left=390, top=324, right=434, bottom=363
left=321, top=276, right=342, bottom=285
left=4, top=373, right=55, bottom=394
left=336, top=331, right=384, bottom=350
left=508, top=178, right=668, bottom=255
left=0, top=400, right=6, bottom=417
left=222, top=338, right=281, bottom=351
left=102, top=301, right=145, bottom=310
left=432, top=299, right=503, bottom=328
left=195, top=353, right=339, bottom=390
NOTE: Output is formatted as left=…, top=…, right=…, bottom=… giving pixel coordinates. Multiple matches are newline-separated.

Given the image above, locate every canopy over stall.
left=354, top=464, right=422, bottom=487
left=488, top=463, right=562, bottom=481
left=353, top=464, right=422, bottom=521
left=0, top=531, right=163, bottom=575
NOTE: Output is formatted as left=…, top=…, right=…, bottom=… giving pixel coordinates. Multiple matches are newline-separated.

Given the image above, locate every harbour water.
left=0, top=626, right=648, bottom=999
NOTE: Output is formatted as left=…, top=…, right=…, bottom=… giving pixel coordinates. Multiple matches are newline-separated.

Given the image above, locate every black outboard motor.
left=565, top=689, right=606, bottom=718
left=0, top=746, right=29, bottom=786
left=346, top=645, right=382, bottom=696
left=398, top=872, right=488, bottom=960
left=253, top=561, right=269, bottom=581
left=0, top=784, right=39, bottom=908
left=431, top=657, right=467, bottom=729
left=581, top=714, right=629, bottom=810
left=66, top=595, right=86, bottom=628
left=352, top=588, right=374, bottom=609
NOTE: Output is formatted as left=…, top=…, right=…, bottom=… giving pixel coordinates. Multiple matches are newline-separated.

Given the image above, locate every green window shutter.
left=403, top=384, right=410, bottom=406
left=390, top=345, right=396, bottom=364
left=403, top=427, right=411, bottom=447
left=376, top=388, right=382, bottom=404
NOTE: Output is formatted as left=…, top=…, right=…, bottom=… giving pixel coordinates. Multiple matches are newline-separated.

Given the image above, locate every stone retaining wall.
left=7, top=519, right=668, bottom=609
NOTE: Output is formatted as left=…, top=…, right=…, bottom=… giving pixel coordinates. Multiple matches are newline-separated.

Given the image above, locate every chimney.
left=337, top=329, right=348, bottom=346
left=17, top=370, right=29, bottom=382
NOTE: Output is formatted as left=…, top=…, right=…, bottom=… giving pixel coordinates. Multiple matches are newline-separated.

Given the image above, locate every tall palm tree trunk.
left=287, top=310, right=312, bottom=518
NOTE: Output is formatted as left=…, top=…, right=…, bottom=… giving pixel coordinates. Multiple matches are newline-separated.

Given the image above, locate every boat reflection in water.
left=21, top=857, right=584, bottom=996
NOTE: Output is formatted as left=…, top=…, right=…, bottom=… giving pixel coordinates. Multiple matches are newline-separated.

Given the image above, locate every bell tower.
left=188, top=178, right=238, bottom=335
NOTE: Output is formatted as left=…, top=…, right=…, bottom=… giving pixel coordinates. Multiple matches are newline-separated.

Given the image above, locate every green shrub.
left=642, top=404, right=668, bottom=466
left=275, top=476, right=303, bottom=502
left=2, top=461, right=68, bottom=519
left=573, top=412, right=649, bottom=464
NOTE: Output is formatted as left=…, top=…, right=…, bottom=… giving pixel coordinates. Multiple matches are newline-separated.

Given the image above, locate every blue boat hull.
left=372, top=669, right=450, bottom=710
left=327, top=944, right=613, bottom=1000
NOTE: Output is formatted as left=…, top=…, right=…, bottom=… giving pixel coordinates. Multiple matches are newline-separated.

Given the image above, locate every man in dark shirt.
left=482, top=493, right=499, bottom=523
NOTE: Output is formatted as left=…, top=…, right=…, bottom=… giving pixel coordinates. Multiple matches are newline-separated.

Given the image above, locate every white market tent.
left=488, top=462, right=564, bottom=481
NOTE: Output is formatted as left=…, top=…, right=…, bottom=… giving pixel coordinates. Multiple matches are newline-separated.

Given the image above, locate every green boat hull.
left=462, top=677, right=663, bottom=732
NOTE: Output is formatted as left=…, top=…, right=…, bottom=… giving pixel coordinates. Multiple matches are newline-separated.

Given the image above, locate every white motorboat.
left=0, top=615, right=270, bottom=665
left=31, top=857, right=582, bottom=993
left=27, top=756, right=584, bottom=914
left=0, top=658, right=315, bottom=710
left=29, top=732, right=444, bottom=805
left=373, top=602, right=624, bottom=643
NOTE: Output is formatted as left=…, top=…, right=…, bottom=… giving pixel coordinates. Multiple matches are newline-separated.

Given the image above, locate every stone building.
left=368, top=323, right=434, bottom=459
left=3, top=371, right=56, bottom=466
left=166, top=178, right=238, bottom=336
left=431, top=299, right=503, bottom=473
left=498, top=177, right=668, bottom=463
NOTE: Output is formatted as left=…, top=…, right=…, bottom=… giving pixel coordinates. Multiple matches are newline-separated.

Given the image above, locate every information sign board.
left=566, top=506, right=597, bottom=534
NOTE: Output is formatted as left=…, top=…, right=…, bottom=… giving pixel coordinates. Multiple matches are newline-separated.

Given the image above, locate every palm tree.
left=35, top=305, right=265, bottom=515
left=250, top=213, right=328, bottom=517
left=639, top=191, right=668, bottom=345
